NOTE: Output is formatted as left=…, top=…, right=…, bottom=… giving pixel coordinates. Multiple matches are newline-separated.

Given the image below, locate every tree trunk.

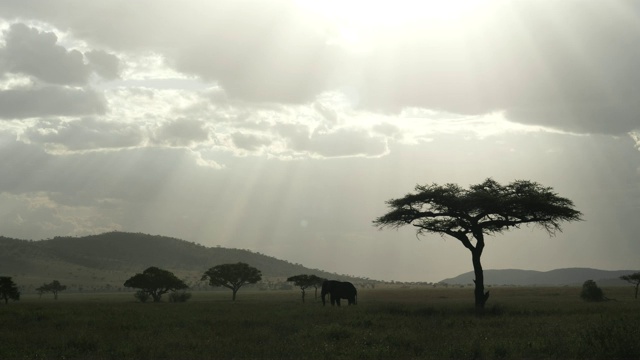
left=232, top=289, right=237, bottom=301
left=472, top=249, right=489, bottom=309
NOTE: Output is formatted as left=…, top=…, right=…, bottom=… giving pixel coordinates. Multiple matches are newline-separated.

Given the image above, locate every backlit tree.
left=201, top=262, right=261, bottom=301
left=124, top=267, right=188, bottom=302
left=36, top=280, right=67, bottom=300
left=620, top=272, right=640, bottom=299
left=287, top=274, right=324, bottom=303
left=374, top=178, right=582, bottom=309
left=0, top=276, right=20, bottom=304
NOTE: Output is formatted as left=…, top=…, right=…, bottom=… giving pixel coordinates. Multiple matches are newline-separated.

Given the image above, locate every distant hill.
left=0, top=232, right=368, bottom=292
left=439, top=268, right=639, bottom=286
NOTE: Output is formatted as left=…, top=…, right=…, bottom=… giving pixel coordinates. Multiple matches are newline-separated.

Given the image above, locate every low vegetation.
left=1, top=286, right=638, bottom=359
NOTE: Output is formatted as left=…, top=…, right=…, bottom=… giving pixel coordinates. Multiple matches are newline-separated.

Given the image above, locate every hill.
left=439, top=268, right=639, bottom=286
left=0, top=231, right=366, bottom=293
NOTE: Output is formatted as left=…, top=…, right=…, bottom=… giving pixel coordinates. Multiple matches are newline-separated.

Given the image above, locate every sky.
left=0, top=0, right=639, bottom=282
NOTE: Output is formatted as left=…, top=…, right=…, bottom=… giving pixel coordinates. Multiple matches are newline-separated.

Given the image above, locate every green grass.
left=1, top=287, right=639, bottom=359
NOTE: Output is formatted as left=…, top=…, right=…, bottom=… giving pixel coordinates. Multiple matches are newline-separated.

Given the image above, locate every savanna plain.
left=1, top=286, right=639, bottom=360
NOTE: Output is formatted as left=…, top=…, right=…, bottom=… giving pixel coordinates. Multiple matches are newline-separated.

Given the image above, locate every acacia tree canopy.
left=36, top=280, right=67, bottom=300
left=374, top=178, right=582, bottom=308
left=620, top=272, right=640, bottom=299
left=201, top=262, right=262, bottom=301
left=0, top=276, right=20, bottom=304
left=287, top=274, right=324, bottom=302
left=124, top=267, right=188, bottom=302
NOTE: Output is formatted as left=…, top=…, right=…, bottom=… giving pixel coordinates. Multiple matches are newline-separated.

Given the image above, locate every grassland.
left=1, top=286, right=639, bottom=359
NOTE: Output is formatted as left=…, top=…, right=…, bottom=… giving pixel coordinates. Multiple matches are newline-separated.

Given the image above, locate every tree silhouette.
left=36, top=280, right=67, bottom=300
left=310, top=275, right=324, bottom=299
left=374, top=178, right=582, bottom=309
left=580, top=280, right=604, bottom=302
left=201, top=262, right=262, bottom=301
left=620, top=272, right=640, bottom=299
left=287, top=274, right=324, bottom=303
left=124, top=267, right=188, bottom=302
left=0, top=277, right=20, bottom=304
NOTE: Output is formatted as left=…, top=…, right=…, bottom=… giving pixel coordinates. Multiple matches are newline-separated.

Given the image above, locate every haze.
left=0, top=0, right=639, bottom=282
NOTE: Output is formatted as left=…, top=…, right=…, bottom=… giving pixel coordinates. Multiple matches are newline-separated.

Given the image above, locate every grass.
left=1, top=287, right=639, bottom=359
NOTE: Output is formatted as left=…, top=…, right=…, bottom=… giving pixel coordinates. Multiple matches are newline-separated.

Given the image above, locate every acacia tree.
left=201, top=262, right=262, bottom=301
left=0, top=276, right=20, bottom=304
left=620, top=272, right=640, bottom=299
left=374, top=178, right=582, bottom=309
left=36, top=280, right=67, bottom=300
left=287, top=274, right=324, bottom=303
left=310, top=275, right=325, bottom=299
left=124, top=267, right=188, bottom=302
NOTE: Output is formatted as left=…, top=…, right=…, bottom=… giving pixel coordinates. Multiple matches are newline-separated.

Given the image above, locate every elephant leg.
left=336, top=298, right=341, bottom=306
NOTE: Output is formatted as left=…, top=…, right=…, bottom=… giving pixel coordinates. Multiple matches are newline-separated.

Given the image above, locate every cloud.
left=23, top=117, right=144, bottom=152
left=0, top=1, right=344, bottom=102
left=273, top=123, right=388, bottom=158
left=0, top=191, right=121, bottom=240
left=0, top=85, right=106, bottom=119
left=231, top=132, right=272, bottom=152
left=86, top=50, right=120, bottom=80
left=1, top=2, right=638, bottom=141
left=2, top=1, right=631, bottom=135
left=0, top=23, right=90, bottom=85
left=353, top=1, right=640, bottom=135
left=305, top=128, right=389, bottom=158
left=154, top=118, right=209, bottom=147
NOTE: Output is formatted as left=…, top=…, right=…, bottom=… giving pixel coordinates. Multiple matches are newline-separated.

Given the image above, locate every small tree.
left=620, top=272, right=640, bottom=299
left=287, top=274, right=323, bottom=303
left=374, top=178, right=582, bottom=309
left=124, top=267, right=188, bottom=302
left=310, top=275, right=325, bottom=299
left=581, top=280, right=605, bottom=302
left=0, top=276, right=20, bottom=304
left=37, top=280, right=67, bottom=300
left=201, top=262, right=262, bottom=301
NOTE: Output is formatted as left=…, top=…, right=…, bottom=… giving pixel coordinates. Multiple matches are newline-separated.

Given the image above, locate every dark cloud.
left=23, top=117, right=143, bottom=151
left=0, top=23, right=90, bottom=85
left=85, top=50, right=120, bottom=80
left=154, top=118, right=209, bottom=147
left=0, top=86, right=106, bottom=119
left=231, top=132, right=272, bottom=151
left=274, top=123, right=387, bottom=158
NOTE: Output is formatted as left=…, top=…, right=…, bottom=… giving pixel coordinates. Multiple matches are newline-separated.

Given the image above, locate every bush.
left=168, top=291, right=192, bottom=303
left=134, top=290, right=150, bottom=303
left=581, top=280, right=604, bottom=302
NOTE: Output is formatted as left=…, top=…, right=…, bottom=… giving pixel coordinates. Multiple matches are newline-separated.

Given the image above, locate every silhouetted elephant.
left=321, top=280, right=357, bottom=306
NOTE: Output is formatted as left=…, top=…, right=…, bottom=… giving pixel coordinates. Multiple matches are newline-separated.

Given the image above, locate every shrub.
left=134, top=290, right=150, bottom=303
left=580, top=280, right=604, bottom=302
left=168, top=291, right=192, bottom=303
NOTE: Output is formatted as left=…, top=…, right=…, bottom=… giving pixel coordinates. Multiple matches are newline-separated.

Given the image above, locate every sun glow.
left=297, top=0, right=494, bottom=47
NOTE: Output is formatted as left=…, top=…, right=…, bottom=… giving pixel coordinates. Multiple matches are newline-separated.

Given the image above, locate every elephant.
left=321, top=280, right=357, bottom=306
